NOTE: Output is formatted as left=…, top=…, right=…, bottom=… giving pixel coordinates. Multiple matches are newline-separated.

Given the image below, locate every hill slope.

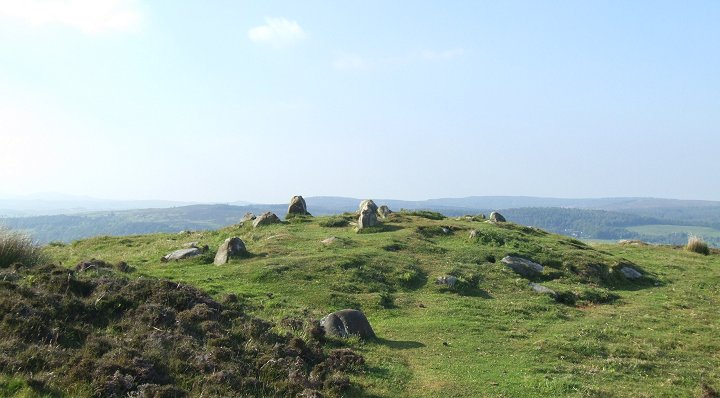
left=35, top=212, right=720, bottom=397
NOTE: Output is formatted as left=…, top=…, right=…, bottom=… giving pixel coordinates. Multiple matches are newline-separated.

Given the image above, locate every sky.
left=1, top=0, right=719, bottom=203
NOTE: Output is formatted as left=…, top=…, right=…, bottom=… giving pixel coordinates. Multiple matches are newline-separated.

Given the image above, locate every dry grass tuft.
left=686, top=235, right=710, bottom=255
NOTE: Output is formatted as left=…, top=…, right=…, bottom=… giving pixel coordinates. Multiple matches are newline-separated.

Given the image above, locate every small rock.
left=320, top=309, right=376, bottom=339
left=287, top=195, right=311, bottom=216
left=253, top=212, right=282, bottom=228
left=620, top=266, right=642, bottom=279
left=213, top=237, right=247, bottom=265
left=240, top=212, right=256, bottom=223
left=321, top=236, right=338, bottom=245
left=469, top=230, right=479, bottom=239
left=489, top=212, right=506, bottom=222
left=435, top=275, right=458, bottom=288
left=441, top=227, right=453, bottom=234
left=501, top=256, right=544, bottom=277
left=529, top=282, right=557, bottom=296
left=161, top=248, right=202, bottom=262
left=182, top=241, right=199, bottom=248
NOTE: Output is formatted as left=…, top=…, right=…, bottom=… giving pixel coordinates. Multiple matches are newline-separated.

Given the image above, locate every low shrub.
left=318, top=217, right=349, bottom=228
left=0, top=228, right=46, bottom=268
left=686, top=235, right=710, bottom=255
left=401, top=210, right=446, bottom=220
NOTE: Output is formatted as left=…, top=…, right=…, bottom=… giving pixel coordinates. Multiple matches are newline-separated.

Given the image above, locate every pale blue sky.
left=1, top=1, right=718, bottom=202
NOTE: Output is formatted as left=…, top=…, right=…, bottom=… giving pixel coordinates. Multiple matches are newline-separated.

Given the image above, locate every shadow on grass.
left=374, top=337, right=426, bottom=350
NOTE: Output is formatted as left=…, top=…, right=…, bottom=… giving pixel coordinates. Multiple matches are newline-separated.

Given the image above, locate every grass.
left=0, top=228, right=46, bottom=268
left=687, top=235, right=711, bottom=255
left=9, top=213, right=717, bottom=397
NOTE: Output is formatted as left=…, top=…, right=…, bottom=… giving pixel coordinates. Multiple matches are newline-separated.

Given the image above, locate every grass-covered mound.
left=41, top=213, right=720, bottom=397
left=0, top=262, right=363, bottom=397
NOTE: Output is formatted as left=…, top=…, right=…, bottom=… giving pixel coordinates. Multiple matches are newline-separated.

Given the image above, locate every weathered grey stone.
left=377, top=205, right=392, bottom=218
left=240, top=212, right=256, bottom=223
left=161, top=248, right=202, bottom=262
left=435, top=275, right=458, bottom=288
left=469, top=230, right=479, bottom=239
left=321, top=236, right=338, bottom=245
left=529, top=282, right=557, bottom=296
left=358, top=200, right=379, bottom=229
left=253, top=212, right=282, bottom=228
left=358, top=199, right=378, bottom=214
left=501, top=256, right=544, bottom=277
left=287, top=195, right=310, bottom=216
left=441, top=227, right=453, bottom=234
left=489, top=212, right=506, bottom=222
left=214, top=237, right=247, bottom=265
left=320, top=309, right=375, bottom=339
left=620, top=266, right=642, bottom=279
left=182, top=241, right=199, bottom=248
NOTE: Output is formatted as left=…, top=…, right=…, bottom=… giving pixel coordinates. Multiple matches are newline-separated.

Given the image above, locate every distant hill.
left=2, top=196, right=720, bottom=246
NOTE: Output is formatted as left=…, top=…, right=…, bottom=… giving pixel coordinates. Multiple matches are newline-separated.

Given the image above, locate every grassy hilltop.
left=3, top=211, right=720, bottom=397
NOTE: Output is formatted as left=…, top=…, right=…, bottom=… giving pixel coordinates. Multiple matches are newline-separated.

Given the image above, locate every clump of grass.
left=400, top=210, right=446, bottom=220
left=0, top=228, right=46, bottom=268
left=686, top=235, right=710, bottom=255
left=318, top=216, right=349, bottom=228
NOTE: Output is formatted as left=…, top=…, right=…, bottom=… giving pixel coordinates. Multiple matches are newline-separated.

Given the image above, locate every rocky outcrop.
left=253, top=212, right=282, bottom=228
left=358, top=200, right=379, bottom=229
left=287, top=195, right=310, bottom=216
left=501, top=256, right=544, bottom=277
left=213, top=237, right=247, bottom=265
left=320, top=309, right=376, bottom=339
left=489, top=212, right=506, bottom=222
left=161, top=248, right=202, bottom=262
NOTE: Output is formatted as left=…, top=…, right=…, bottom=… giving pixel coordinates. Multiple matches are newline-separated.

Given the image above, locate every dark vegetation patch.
left=553, top=287, right=620, bottom=306
left=0, top=263, right=363, bottom=397
left=400, top=210, right=446, bottom=220
left=318, top=217, right=350, bottom=228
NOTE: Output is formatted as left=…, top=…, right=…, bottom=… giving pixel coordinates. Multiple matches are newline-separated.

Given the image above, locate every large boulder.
left=377, top=205, right=392, bottom=219
left=161, top=248, right=202, bottom=262
left=489, top=211, right=506, bottom=222
left=253, top=212, right=282, bottom=228
left=501, top=256, right=544, bottom=277
left=213, top=237, right=247, bottom=265
left=320, top=309, right=375, bottom=339
left=287, top=195, right=310, bottom=216
left=358, top=200, right=380, bottom=229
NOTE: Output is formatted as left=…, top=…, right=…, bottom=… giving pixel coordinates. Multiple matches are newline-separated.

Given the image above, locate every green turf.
left=35, top=213, right=720, bottom=397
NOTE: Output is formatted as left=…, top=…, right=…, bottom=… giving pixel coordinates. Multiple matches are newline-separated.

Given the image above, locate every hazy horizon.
left=2, top=1, right=719, bottom=203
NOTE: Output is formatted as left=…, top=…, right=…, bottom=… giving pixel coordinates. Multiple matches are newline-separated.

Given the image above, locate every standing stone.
left=489, top=211, right=506, bottom=222
left=358, top=199, right=378, bottom=214
left=287, top=195, right=310, bottom=217
left=377, top=205, right=392, bottom=218
left=253, top=212, right=282, bottom=228
left=214, top=237, right=247, bottom=265
left=320, top=309, right=376, bottom=339
left=358, top=200, right=379, bottom=229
